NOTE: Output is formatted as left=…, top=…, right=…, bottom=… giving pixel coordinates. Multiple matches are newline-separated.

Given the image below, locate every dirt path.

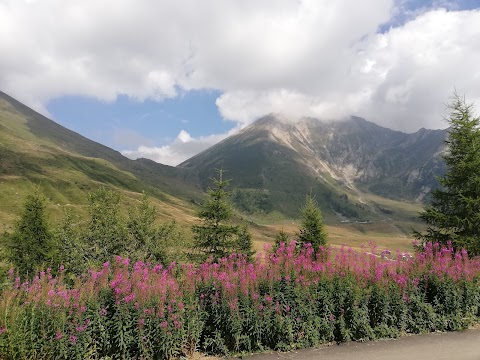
left=242, top=329, right=480, bottom=360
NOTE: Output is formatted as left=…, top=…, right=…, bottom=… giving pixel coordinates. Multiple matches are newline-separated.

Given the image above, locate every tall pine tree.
left=297, top=194, right=327, bottom=251
left=236, top=224, right=255, bottom=261
left=5, top=193, right=56, bottom=277
left=414, top=94, right=480, bottom=255
left=191, top=169, right=243, bottom=262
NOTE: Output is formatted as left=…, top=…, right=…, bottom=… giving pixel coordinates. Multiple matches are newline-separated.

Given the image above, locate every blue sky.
left=47, top=90, right=230, bottom=149
left=2, top=0, right=480, bottom=165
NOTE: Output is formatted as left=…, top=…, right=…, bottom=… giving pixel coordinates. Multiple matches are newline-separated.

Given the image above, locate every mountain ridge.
left=0, top=91, right=201, bottom=200
left=179, top=114, right=447, bottom=219
left=0, top=91, right=446, bottom=228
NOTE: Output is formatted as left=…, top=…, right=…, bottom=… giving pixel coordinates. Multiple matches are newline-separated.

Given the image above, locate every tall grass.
left=1, top=241, right=479, bottom=359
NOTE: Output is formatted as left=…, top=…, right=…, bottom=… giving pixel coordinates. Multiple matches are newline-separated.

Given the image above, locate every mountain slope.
left=0, top=92, right=200, bottom=198
left=0, top=91, right=200, bottom=227
left=179, top=115, right=446, bottom=220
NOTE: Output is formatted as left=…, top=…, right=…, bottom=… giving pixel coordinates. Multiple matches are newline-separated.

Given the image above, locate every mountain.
left=0, top=91, right=200, bottom=227
left=179, top=115, right=447, bottom=220
left=0, top=90, right=446, bottom=231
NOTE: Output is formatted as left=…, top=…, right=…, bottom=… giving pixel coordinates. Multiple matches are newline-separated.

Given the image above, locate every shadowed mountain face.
left=179, top=115, right=446, bottom=217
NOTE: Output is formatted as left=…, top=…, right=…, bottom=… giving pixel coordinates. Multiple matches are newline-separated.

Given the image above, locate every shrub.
left=0, top=241, right=479, bottom=359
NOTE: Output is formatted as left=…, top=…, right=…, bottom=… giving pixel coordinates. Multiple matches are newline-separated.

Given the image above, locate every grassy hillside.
left=0, top=92, right=420, bottom=253
left=0, top=92, right=204, bottom=232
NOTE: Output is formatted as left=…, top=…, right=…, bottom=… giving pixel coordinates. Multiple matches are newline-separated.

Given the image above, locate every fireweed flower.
left=2, top=241, right=480, bottom=358
left=70, top=335, right=77, bottom=345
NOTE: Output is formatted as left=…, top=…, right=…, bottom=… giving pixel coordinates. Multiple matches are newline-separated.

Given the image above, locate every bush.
left=0, top=241, right=479, bottom=359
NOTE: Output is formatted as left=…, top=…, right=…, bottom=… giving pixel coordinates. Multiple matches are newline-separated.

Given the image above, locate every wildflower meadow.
left=1, top=241, right=480, bottom=359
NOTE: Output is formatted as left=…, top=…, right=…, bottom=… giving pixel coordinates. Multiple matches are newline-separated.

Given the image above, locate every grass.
left=249, top=222, right=414, bottom=254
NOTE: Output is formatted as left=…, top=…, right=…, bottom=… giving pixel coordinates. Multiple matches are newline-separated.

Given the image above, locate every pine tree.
left=273, top=228, right=289, bottom=250
left=414, top=94, right=480, bottom=255
left=5, top=193, right=56, bottom=277
left=236, top=224, right=255, bottom=261
left=191, top=169, right=239, bottom=262
left=297, top=194, right=327, bottom=251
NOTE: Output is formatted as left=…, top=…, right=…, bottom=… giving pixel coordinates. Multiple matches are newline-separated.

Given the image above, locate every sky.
left=1, top=0, right=480, bottom=166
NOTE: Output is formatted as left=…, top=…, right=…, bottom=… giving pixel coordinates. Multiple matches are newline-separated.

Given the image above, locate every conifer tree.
left=297, top=194, right=327, bottom=251
left=274, top=228, right=289, bottom=250
left=236, top=224, right=255, bottom=261
left=191, top=169, right=239, bottom=262
left=414, top=94, right=480, bottom=255
left=5, top=193, right=56, bottom=277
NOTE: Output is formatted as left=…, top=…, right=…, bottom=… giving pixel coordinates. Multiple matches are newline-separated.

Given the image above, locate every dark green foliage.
left=196, top=274, right=480, bottom=355
left=126, top=192, right=159, bottom=258
left=415, top=95, right=480, bottom=255
left=324, top=191, right=359, bottom=218
left=54, top=208, right=86, bottom=277
left=3, top=193, right=56, bottom=277
left=297, top=195, right=327, bottom=251
left=274, top=228, right=289, bottom=250
left=192, top=169, right=254, bottom=262
left=83, top=187, right=128, bottom=265
left=154, top=220, right=190, bottom=265
left=232, top=189, right=273, bottom=214
left=125, top=192, right=188, bottom=265
left=236, top=225, right=255, bottom=261
left=8, top=188, right=189, bottom=272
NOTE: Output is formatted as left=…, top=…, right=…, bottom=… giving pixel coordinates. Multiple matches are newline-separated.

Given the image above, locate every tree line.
left=1, top=189, right=190, bottom=280
left=0, top=168, right=327, bottom=280
left=2, top=93, right=477, bottom=280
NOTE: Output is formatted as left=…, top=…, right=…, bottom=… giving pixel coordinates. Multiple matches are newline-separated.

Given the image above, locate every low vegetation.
left=0, top=241, right=479, bottom=359
left=0, top=189, right=190, bottom=281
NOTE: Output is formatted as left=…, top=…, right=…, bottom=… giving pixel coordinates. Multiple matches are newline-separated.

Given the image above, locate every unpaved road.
left=243, top=329, right=480, bottom=360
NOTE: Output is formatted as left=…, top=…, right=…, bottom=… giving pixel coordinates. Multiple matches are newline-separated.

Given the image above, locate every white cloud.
left=121, top=129, right=236, bottom=166
left=214, top=8, right=480, bottom=132
left=1, top=0, right=480, bottom=145
left=358, top=9, right=480, bottom=131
